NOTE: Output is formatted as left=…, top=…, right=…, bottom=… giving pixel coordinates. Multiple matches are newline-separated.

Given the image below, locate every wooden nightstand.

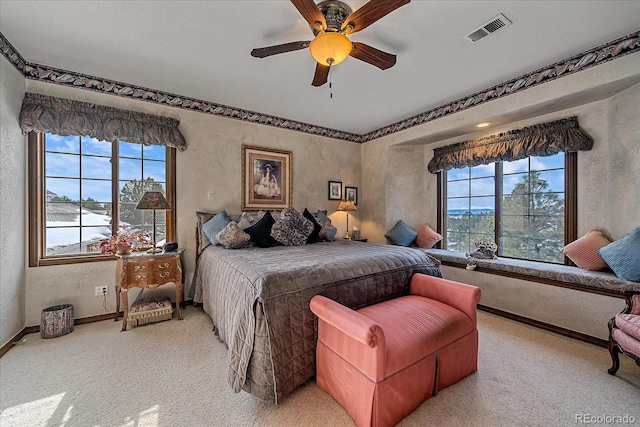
left=114, top=250, right=184, bottom=331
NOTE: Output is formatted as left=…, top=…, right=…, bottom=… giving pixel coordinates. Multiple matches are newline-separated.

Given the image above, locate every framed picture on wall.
left=242, top=145, right=292, bottom=210
left=328, top=180, right=342, bottom=200
left=345, top=186, right=358, bottom=205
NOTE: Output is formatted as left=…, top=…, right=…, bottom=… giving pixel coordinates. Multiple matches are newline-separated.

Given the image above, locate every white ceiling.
left=1, top=1, right=639, bottom=135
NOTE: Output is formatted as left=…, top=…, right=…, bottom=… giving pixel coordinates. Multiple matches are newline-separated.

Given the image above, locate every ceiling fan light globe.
left=309, top=32, right=352, bottom=66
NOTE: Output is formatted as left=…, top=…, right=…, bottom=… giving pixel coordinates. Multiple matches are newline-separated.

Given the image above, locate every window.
left=29, top=132, right=176, bottom=266
left=443, top=152, right=576, bottom=264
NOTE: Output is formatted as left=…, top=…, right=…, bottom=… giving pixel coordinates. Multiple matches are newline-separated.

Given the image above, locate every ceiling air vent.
left=465, top=13, right=512, bottom=43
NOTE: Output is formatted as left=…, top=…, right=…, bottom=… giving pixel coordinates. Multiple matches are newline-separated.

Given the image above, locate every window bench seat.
left=421, top=249, right=640, bottom=297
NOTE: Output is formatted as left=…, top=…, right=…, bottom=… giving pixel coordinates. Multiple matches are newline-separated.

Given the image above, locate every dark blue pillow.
left=245, top=211, right=279, bottom=248
left=598, top=226, right=640, bottom=282
left=303, top=208, right=322, bottom=243
left=385, top=220, right=418, bottom=246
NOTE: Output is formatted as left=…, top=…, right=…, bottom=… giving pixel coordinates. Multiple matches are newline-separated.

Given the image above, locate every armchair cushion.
left=358, top=296, right=474, bottom=378
left=612, top=328, right=640, bottom=358
left=607, top=290, right=640, bottom=375
left=615, top=314, right=640, bottom=342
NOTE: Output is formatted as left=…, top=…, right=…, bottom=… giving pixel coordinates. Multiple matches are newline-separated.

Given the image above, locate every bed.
left=193, top=215, right=441, bottom=403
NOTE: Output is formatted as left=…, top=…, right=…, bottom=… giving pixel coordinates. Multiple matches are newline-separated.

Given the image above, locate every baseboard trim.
left=479, top=304, right=608, bottom=348
left=1, top=312, right=125, bottom=359
left=0, top=329, right=28, bottom=359
left=2, top=301, right=193, bottom=358
left=4, top=302, right=604, bottom=359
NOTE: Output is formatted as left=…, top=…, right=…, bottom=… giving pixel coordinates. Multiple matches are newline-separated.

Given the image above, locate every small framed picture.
left=345, top=186, right=358, bottom=205
left=328, top=180, right=342, bottom=200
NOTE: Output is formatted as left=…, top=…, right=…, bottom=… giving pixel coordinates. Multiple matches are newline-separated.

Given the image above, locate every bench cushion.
left=358, top=295, right=474, bottom=377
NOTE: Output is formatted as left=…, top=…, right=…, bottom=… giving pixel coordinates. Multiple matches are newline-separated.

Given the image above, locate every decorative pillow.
left=416, top=223, right=442, bottom=248
left=385, top=220, right=418, bottom=246
left=560, top=228, right=611, bottom=270
left=196, top=211, right=217, bottom=254
left=319, top=222, right=337, bottom=242
left=237, top=212, right=257, bottom=230
left=303, top=208, right=323, bottom=243
left=202, top=210, right=231, bottom=246
left=315, top=210, right=331, bottom=225
left=271, top=207, right=314, bottom=246
left=598, top=226, right=640, bottom=282
left=245, top=211, right=279, bottom=248
left=215, top=221, right=251, bottom=249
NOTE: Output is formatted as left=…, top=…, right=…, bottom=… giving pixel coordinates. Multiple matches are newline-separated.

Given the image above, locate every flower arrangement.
left=100, top=225, right=151, bottom=255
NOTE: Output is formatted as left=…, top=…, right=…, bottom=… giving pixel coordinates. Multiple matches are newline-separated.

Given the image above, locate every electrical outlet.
left=95, top=286, right=108, bottom=297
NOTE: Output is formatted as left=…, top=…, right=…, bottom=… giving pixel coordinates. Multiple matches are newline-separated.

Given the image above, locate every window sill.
left=34, top=254, right=116, bottom=267
left=421, top=248, right=640, bottom=297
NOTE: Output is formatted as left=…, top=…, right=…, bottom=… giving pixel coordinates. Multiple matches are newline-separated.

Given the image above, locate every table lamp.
left=135, top=191, right=171, bottom=253
left=336, top=199, right=357, bottom=240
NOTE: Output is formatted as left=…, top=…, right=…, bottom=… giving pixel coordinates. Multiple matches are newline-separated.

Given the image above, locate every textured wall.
left=20, top=79, right=361, bottom=326
left=0, top=56, right=26, bottom=347
left=603, top=84, right=640, bottom=239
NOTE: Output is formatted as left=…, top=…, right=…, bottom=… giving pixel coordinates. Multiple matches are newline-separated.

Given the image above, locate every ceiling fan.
left=251, top=0, right=411, bottom=87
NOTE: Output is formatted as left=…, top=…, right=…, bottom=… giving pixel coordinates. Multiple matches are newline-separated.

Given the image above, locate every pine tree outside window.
left=444, top=152, right=569, bottom=263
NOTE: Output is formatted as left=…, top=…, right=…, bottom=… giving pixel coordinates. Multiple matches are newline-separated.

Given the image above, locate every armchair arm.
left=410, top=273, right=482, bottom=326
left=310, top=295, right=387, bottom=381
left=621, top=290, right=640, bottom=316
left=310, top=295, right=383, bottom=348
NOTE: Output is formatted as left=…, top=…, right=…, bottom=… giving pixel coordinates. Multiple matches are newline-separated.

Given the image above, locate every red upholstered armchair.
left=608, top=290, right=640, bottom=374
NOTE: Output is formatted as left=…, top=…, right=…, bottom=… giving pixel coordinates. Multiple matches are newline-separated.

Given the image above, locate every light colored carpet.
left=1, top=307, right=638, bottom=427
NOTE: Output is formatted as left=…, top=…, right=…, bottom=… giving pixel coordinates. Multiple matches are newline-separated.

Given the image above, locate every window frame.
left=437, top=152, right=577, bottom=265
left=28, top=132, right=177, bottom=267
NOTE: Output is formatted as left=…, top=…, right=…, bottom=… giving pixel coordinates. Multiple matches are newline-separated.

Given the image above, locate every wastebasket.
left=40, top=304, right=74, bottom=339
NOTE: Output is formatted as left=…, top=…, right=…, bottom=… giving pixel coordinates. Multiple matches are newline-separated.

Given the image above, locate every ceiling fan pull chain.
left=329, top=65, right=333, bottom=99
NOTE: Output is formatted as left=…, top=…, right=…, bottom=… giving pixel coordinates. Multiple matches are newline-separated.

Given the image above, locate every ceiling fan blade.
left=291, top=0, right=326, bottom=32
left=342, top=0, right=411, bottom=34
left=251, top=41, right=311, bottom=58
left=349, top=42, right=396, bottom=70
left=311, top=63, right=330, bottom=87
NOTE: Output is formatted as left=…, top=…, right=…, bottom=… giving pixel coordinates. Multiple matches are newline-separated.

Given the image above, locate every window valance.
left=427, top=117, right=592, bottom=173
left=19, top=93, right=186, bottom=151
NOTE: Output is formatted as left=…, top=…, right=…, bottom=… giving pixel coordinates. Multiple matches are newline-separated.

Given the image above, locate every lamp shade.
left=337, top=199, right=356, bottom=212
left=309, top=32, right=352, bottom=66
left=135, top=191, right=171, bottom=210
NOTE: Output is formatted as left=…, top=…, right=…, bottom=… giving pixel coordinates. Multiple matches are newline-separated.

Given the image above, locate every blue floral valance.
left=19, top=92, right=186, bottom=151
left=428, top=116, right=592, bottom=173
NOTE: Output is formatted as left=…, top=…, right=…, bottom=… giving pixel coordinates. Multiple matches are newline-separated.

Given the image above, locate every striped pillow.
left=599, top=226, right=640, bottom=282
left=560, top=228, right=611, bottom=270
left=416, top=223, right=442, bottom=248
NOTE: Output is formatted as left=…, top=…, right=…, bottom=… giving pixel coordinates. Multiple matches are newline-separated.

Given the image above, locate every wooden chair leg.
left=608, top=341, right=620, bottom=375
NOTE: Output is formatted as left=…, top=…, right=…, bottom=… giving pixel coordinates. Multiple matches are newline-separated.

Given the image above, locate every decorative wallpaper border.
left=1, top=30, right=639, bottom=143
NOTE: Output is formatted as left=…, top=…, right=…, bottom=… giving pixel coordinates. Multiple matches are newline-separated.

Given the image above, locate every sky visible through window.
left=44, top=133, right=166, bottom=255
left=446, top=154, right=564, bottom=214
